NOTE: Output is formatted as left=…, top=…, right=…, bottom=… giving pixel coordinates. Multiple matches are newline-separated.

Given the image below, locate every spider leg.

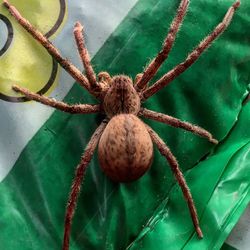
left=142, top=1, right=240, bottom=100
left=134, top=73, right=143, bottom=85
left=73, top=22, right=101, bottom=92
left=63, top=121, right=107, bottom=250
left=141, top=108, right=218, bottom=144
left=135, top=0, right=189, bottom=92
left=145, top=124, right=203, bottom=238
left=12, top=85, right=100, bottom=114
left=3, top=0, right=101, bottom=99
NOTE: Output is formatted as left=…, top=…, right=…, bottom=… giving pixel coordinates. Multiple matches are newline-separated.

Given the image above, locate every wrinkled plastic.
left=0, top=0, right=250, bottom=250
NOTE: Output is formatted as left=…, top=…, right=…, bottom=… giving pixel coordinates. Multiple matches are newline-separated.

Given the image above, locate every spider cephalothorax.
left=3, top=0, right=240, bottom=249
left=102, top=75, right=140, bottom=117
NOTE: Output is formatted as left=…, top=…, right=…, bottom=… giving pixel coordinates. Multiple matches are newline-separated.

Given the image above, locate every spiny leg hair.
left=135, top=0, right=189, bottom=92
left=63, top=122, right=107, bottom=250
left=146, top=124, right=203, bottom=238
left=12, top=85, right=100, bottom=114
left=142, top=1, right=240, bottom=100
left=141, top=108, right=218, bottom=144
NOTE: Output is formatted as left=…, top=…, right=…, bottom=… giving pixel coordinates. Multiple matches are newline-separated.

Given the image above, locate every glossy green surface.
left=0, top=0, right=250, bottom=249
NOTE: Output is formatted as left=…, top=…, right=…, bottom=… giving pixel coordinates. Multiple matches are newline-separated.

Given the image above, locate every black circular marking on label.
left=45, top=0, right=66, bottom=38
left=0, top=57, right=58, bottom=102
left=0, top=0, right=66, bottom=102
left=0, top=14, right=14, bottom=56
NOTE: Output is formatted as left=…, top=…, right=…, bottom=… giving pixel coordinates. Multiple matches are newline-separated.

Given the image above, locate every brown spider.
left=3, top=0, right=240, bottom=249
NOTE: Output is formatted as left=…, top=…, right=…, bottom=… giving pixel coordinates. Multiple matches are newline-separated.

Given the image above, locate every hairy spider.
left=3, top=0, right=240, bottom=249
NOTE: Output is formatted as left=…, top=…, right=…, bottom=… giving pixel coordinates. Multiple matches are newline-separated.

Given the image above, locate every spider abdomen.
left=98, top=114, right=153, bottom=182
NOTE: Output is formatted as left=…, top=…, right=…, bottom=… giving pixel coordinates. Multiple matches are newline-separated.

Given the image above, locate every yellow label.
left=0, top=0, right=67, bottom=102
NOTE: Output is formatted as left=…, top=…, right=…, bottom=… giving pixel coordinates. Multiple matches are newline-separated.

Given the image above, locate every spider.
left=3, top=0, right=240, bottom=249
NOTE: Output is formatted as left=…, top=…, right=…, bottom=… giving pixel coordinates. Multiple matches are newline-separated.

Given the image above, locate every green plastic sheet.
left=0, top=0, right=250, bottom=249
